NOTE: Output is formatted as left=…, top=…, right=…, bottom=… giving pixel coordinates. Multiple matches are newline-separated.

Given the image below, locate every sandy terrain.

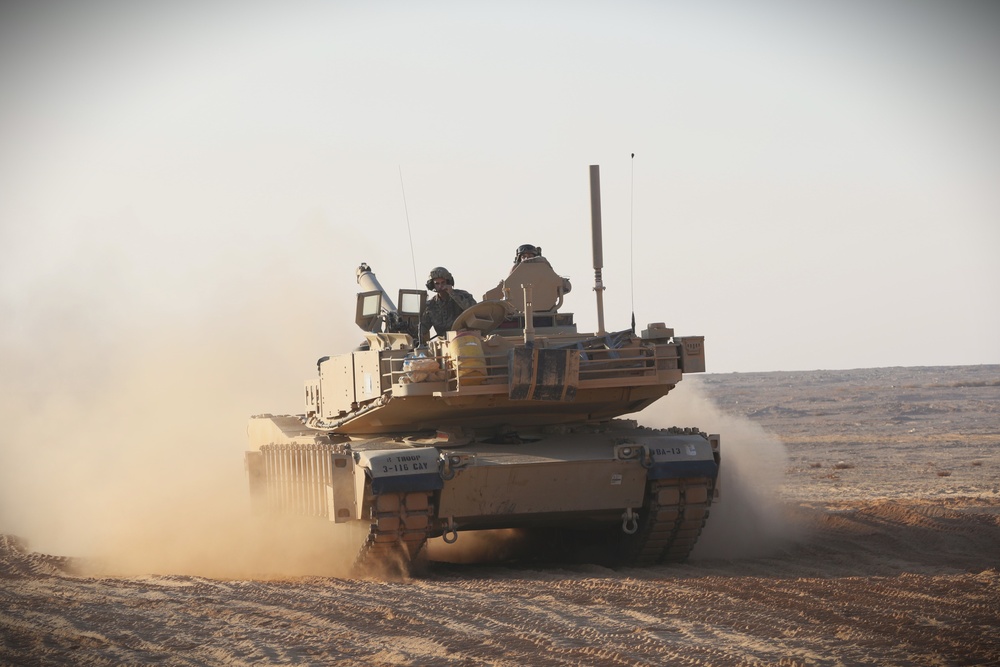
left=2, top=365, right=998, bottom=666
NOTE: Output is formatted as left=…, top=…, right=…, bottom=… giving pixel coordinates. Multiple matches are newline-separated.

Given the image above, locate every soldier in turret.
left=512, top=243, right=541, bottom=267
left=510, top=243, right=572, bottom=293
left=420, top=266, right=477, bottom=342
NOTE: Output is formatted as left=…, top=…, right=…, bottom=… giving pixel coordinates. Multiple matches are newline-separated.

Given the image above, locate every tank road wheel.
left=614, top=477, right=715, bottom=566
left=353, top=482, right=435, bottom=577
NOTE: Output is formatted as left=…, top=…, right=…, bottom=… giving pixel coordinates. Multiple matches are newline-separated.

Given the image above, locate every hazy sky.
left=0, top=0, right=998, bottom=557
left=3, top=0, right=998, bottom=375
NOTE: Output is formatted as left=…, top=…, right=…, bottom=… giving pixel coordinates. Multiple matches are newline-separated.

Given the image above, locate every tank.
left=245, top=165, right=720, bottom=572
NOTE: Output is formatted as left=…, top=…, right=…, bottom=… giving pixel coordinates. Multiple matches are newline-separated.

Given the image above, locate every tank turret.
left=245, top=166, right=721, bottom=573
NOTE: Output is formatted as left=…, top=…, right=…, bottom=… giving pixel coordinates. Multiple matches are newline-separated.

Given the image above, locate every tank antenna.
left=629, top=152, right=636, bottom=334
left=398, top=165, right=419, bottom=288
left=589, top=164, right=607, bottom=336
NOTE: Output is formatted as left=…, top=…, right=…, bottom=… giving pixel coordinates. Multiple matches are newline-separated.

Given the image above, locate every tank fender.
left=357, top=447, right=444, bottom=495
left=630, top=433, right=719, bottom=481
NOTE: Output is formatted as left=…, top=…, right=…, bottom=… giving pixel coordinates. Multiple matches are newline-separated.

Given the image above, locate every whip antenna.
left=630, top=152, right=636, bottom=334
left=398, top=165, right=418, bottom=288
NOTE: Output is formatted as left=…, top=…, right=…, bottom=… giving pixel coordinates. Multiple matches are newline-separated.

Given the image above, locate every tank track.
left=618, top=477, right=715, bottom=566
left=353, top=490, right=436, bottom=574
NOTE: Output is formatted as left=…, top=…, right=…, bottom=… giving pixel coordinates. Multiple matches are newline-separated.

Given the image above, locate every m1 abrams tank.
left=245, top=166, right=720, bottom=572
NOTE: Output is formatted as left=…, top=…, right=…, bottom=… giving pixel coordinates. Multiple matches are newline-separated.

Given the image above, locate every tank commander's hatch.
left=482, top=257, right=571, bottom=314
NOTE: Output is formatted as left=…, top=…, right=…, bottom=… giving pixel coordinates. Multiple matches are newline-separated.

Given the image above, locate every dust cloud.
left=0, top=269, right=369, bottom=578
left=638, top=378, right=802, bottom=559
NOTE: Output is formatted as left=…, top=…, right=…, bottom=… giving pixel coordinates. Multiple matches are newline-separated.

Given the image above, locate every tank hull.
left=246, top=414, right=719, bottom=569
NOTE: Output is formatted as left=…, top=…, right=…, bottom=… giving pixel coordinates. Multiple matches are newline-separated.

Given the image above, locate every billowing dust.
left=0, top=279, right=371, bottom=579
left=649, top=378, right=802, bottom=559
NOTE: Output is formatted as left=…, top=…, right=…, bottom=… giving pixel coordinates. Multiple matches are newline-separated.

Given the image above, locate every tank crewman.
left=420, top=266, right=477, bottom=341
left=509, top=243, right=571, bottom=294
left=511, top=243, right=541, bottom=271
left=482, top=244, right=573, bottom=303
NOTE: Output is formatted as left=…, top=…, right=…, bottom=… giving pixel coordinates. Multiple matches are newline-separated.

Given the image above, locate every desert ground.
left=2, top=364, right=998, bottom=666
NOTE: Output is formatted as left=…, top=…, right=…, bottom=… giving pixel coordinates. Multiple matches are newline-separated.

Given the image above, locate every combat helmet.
left=425, top=266, right=455, bottom=290
left=513, top=244, right=541, bottom=264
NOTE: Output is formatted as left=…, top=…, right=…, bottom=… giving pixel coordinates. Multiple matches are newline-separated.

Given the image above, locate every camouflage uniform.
left=420, top=288, right=476, bottom=341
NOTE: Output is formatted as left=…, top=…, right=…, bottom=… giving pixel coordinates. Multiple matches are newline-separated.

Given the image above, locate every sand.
left=2, top=365, right=998, bottom=666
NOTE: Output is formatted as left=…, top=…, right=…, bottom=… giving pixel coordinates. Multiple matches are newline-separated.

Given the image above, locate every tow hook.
left=439, top=452, right=474, bottom=481
left=439, top=455, right=455, bottom=480
left=614, top=443, right=652, bottom=469
left=621, top=508, right=639, bottom=535
left=443, top=516, right=459, bottom=544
